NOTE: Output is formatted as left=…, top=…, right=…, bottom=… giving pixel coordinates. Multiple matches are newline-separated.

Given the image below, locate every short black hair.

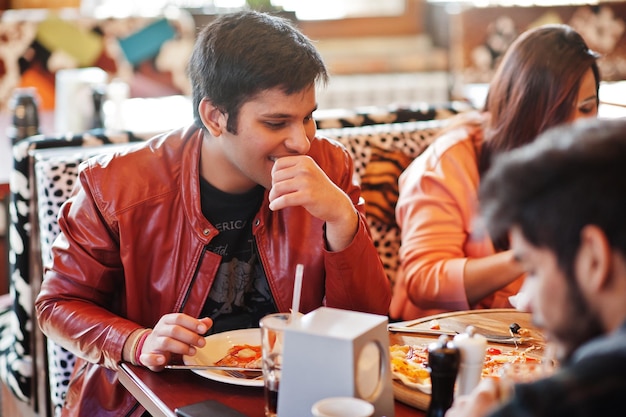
left=187, top=10, right=328, bottom=133
left=479, top=118, right=626, bottom=278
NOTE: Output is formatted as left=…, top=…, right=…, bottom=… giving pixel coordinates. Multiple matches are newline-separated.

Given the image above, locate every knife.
left=387, top=326, right=532, bottom=345
left=387, top=326, right=457, bottom=337
left=164, top=364, right=262, bottom=372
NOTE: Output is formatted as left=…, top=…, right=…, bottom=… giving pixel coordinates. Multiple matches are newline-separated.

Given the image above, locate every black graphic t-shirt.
left=199, top=177, right=277, bottom=334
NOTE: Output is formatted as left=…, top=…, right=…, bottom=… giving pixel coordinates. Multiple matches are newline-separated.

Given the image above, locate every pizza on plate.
left=214, top=344, right=262, bottom=369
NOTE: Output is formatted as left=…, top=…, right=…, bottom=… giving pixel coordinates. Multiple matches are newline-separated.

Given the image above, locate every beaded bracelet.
left=128, top=330, right=144, bottom=366
left=134, top=330, right=151, bottom=366
left=134, top=330, right=151, bottom=367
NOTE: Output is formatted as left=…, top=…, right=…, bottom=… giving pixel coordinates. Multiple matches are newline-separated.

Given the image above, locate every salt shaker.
left=454, top=326, right=487, bottom=396
left=426, top=335, right=460, bottom=417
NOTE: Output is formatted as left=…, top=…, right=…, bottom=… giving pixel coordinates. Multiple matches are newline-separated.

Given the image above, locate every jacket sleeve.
left=321, top=143, right=392, bottom=315
left=394, top=130, right=485, bottom=312
left=35, top=168, right=140, bottom=371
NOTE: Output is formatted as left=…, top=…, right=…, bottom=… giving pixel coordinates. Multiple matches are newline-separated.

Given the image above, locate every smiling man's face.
left=216, top=85, right=318, bottom=192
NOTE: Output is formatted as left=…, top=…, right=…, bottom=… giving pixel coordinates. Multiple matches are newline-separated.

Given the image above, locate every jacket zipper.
left=178, top=245, right=208, bottom=312
left=252, top=229, right=279, bottom=313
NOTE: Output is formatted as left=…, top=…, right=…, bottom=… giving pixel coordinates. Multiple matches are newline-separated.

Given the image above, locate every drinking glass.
left=260, top=313, right=290, bottom=417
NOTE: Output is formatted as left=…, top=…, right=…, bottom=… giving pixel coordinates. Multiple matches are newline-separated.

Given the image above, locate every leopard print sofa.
left=318, top=119, right=450, bottom=287
left=2, top=102, right=465, bottom=416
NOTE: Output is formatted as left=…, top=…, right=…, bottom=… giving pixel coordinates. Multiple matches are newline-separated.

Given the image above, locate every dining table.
left=119, top=363, right=425, bottom=417
left=118, top=308, right=542, bottom=417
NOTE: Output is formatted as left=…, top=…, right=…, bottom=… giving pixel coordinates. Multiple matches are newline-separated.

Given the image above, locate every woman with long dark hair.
left=390, top=24, right=600, bottom=320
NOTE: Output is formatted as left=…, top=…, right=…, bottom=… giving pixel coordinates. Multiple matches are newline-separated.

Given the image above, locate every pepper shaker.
left=427, top=335, right=460, bottom=417
left=454, top=326, right=487, bottom=396
left=8, top=87, right=40, bottom=144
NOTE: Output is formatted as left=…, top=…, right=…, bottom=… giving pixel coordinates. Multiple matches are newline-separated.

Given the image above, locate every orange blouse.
left=390, top=124, right=523, bottom=320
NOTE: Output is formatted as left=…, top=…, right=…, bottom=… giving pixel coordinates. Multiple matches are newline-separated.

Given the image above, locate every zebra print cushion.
left=3, top=130, right=145, bottom=406
left=315, top=101, right=473, bottom=129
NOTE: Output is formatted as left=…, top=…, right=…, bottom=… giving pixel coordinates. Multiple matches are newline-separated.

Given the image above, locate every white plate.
left=183, top=328, right=263, bottom=387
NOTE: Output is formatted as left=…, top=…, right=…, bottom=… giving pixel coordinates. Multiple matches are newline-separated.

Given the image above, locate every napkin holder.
left=278, top=307, right=395, bottom=417
left=55, top=67, right=108, bottom=133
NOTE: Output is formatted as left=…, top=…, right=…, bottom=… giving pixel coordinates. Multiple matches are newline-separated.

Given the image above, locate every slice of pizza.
left=390, top=343, right=542, bottom=392
left=215, top=344, right=262, bottom=369
left=390, top=344, right=431, bottom=393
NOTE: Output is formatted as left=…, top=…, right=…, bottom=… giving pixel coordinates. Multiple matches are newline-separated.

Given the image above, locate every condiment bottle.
left=427, top=335, right=460, bottom=417
left=91, top=85, right=106, bottom=130
left=8, top=87, right=40, bottom=144
left=454, top=325, right=487, bottom=396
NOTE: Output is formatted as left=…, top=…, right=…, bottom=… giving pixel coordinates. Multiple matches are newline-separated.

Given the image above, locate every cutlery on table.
left=387, top=325, right=535, bottom=345
left=164, top=364, right=262, bottom=371
left=165, top=364, right=263, bottom=379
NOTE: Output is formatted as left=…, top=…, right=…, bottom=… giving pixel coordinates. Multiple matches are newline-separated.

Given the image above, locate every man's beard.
left=550, top=277, right=604, bottom=363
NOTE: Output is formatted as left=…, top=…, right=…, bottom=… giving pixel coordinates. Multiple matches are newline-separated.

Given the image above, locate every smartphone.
left=175, top=399, right=249, bottom=417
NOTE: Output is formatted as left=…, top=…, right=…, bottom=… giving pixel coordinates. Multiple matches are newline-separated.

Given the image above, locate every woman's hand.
left=138, top=313, right=213, bottom=371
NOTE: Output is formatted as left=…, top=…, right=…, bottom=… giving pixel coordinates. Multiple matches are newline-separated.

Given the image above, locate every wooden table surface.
left=118, top=308, right=540, bottom=417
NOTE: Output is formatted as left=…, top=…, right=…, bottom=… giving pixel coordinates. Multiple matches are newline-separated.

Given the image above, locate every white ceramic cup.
left=311, top=397, right=374, bottom=417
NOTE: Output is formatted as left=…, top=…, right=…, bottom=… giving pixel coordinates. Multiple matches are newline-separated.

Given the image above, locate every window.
left=83, top=0, right=407, bottom=20
left=274, top=0, right=406, bottom=20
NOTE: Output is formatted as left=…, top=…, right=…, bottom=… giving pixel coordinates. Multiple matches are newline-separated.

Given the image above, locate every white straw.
left=291, top=264, right=304, bottom=320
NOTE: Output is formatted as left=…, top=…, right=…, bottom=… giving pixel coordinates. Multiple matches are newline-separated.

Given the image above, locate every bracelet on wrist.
left=130, top=329, right=151, bottom=366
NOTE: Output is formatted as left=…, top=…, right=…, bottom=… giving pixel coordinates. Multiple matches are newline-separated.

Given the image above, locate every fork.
left=164, top=364, right=263, bottom=379
left=224, top=370, right=263, bottom=380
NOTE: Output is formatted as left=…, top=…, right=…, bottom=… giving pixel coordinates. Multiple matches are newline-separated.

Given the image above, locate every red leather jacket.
left=35, top=125, right=390, bottom=417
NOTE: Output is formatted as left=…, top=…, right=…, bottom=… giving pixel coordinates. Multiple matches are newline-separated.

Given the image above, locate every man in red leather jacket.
left=35, top=11, right=390, bottom=417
